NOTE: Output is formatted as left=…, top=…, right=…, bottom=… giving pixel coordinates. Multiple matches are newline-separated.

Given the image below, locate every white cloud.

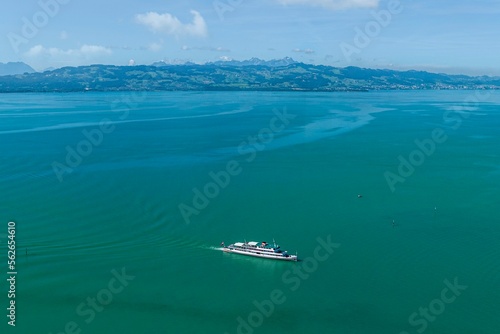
left=79, top=45, right=112, bottom=55
left=135, top=10, right=207, bottom=37
left=181, top=45, right=230, bottom=52
left=24, top=44, right=112, bottom=58
left=23, top=44, right=112, bottom=69
left=277, top=0, right=379, bottom=10
left=293, top=48, right=315, bottom=54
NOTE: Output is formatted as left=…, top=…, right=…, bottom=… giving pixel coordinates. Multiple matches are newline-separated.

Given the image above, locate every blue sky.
left=1, top=0, right=500, bottom=75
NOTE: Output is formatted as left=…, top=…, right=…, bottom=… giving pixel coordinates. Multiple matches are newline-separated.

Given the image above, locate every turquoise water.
left=1, top=91, right=499, bottom=333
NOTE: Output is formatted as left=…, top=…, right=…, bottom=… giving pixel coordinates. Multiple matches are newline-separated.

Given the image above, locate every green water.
left=1, top=91, right=499, bottom=333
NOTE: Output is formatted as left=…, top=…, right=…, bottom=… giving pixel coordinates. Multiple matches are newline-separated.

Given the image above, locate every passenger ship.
left=221, top=240, right=298, bottom=261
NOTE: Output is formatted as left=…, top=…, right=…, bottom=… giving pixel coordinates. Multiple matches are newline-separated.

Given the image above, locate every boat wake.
left=205, top=246, right=224, bottom=251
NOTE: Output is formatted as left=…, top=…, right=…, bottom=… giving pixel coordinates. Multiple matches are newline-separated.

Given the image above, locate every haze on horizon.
left=1, top=0, right=500, bottom=76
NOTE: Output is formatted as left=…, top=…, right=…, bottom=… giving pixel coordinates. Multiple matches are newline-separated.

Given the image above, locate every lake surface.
left=1, top=91, right=499, bottom=334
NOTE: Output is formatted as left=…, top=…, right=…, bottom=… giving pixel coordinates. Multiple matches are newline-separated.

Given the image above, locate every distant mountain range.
left=0, top=59, right=499, bottom=92
left=150, top=57, right=298, bottom=68
left=207, top=57, right=298, bottom=67
left=0, top=62, right=35, bottom=76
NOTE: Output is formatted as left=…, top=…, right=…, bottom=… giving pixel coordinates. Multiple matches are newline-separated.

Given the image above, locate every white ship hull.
left=221, top=241, right=298, bottom=261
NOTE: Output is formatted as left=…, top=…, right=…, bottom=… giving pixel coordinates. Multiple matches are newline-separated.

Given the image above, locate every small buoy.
left=357, top=194, right=363, bottom=198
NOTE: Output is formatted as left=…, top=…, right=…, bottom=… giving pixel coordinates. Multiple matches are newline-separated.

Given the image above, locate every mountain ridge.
left=0, top=60, right=499, bottom=93
left=0, top=62, right=36, bottom=76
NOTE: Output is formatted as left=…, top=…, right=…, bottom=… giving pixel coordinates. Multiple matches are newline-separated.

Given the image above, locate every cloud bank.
left=23, top=44, right=112, bottom=69
left=293, top=48, right=315, bottom=54
left=24, top=45, right=112, bottom=58
left=181, top=45, right=230, bottom=52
